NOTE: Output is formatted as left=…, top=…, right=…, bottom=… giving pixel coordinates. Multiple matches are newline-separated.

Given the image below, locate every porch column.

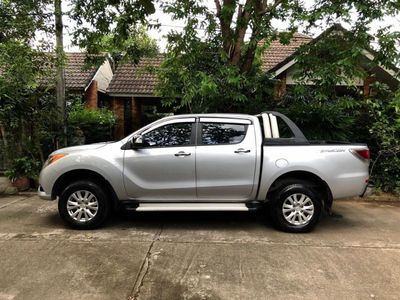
left=363, top=76, right=376, bottom=97
left=131, top=97, right=142, bottom=131
left=84, top=80, right=98, bottom=109
left=111, top=97, right=125, bottom=139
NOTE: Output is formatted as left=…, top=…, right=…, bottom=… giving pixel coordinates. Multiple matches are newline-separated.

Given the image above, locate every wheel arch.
left=267, top=170, right=333, bottom=211
left=52, top=169, right=120, bottom=211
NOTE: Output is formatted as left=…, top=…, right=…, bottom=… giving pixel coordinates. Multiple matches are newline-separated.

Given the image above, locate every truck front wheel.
left=270, top=181, right=322, bottom=233
left=58, top=180, right=110, bottom=229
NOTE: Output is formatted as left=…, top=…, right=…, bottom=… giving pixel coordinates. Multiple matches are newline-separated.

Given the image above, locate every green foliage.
left=98, top=28, right=158, bottom=65
left=365, top=84, right=400, bottom=193
left=0, top=0, right=53, bottom=44
left=157, top=39, right=275, bottom=113
left=156, top=0, right=399, bottom=115
left=70, top=0, right=157, bottom=63
left=67, top=103, right=116, bottom=144
left=273, top=87, right=361, bottom=141
left=294, top=29, right=369, bottom=93
left=5, top=157, right=41, bottom=181
left=0, top=0, right=60, bottom=175
left=0, top=42, right=61, bottom=165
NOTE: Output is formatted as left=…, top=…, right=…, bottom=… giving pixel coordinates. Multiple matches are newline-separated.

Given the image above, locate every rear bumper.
left=37, top=186, right=52, bottom=200
left=361, top=182, right=374, bottom=197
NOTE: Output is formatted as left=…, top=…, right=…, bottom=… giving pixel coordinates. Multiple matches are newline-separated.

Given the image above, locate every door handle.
left=174, top=151, right=191, bottom=157
left=234, top=148, right=251, bottom=153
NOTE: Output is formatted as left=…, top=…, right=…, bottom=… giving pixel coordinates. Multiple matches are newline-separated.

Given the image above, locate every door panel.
left=196, top=121, right=257, bottom=201
left=123, top=120, right=196, bottom=200
left=123, top=146, right=196, bottom=200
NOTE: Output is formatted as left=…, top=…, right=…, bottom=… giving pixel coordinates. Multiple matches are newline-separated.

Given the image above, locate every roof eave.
left=266, top=24, right=399, bottom=81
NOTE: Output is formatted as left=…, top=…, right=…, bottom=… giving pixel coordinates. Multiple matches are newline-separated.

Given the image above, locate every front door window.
left=142, top=123, right=193, bottom=147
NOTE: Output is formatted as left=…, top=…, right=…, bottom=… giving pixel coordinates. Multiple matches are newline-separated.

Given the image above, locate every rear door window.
left=201, top=123, right=247, bottom=145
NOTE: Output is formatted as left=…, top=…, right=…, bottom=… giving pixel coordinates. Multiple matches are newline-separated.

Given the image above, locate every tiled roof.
left=64, top=53, right=101, bottom=90
left=108, top=34, right=312, bottom=96
left=35, top=52, right=103, bottom=90
left=107, top=55, right=164, bottom=95
left=260, top=33, right=312, bottom=72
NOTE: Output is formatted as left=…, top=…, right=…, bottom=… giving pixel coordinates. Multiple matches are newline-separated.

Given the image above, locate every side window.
left=201, top=123, right=247, bottom=145
left=142, top=123, right=193, bottom=147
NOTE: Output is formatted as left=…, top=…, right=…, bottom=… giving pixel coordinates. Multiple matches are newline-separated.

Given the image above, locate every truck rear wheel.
left=58, top=180, right=110, bottom=229
left=270, top=181, right=322, bottom=233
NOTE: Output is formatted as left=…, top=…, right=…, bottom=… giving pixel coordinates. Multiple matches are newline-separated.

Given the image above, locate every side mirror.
left=130, top=135, right=146, bottom=149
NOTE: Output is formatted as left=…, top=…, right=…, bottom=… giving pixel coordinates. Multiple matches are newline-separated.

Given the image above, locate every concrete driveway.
left=0, top=194, right=399, bottom=300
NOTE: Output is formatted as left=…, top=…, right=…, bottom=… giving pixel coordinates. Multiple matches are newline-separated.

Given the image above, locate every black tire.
left=58, top=180, right=110, bottom=229
left=269, top=181, right=322, bottom=233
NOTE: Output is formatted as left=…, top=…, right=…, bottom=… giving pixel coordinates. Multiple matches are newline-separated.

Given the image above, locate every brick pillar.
left=111, top=97, right=125, bottom=139
left=363, top=77, right=376, bottom=97
left=131, top=97, right=142, bottom=132
left=84, top=80, right=98, bottom=109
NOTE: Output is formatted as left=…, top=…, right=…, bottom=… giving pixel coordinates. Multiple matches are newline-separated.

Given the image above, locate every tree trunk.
left=216, top=0, right=281, bottom=73
left=215, top=0, right=235, bottom=56
left=0, top=124, right=7, bottom=148
left=0, top=124, right=8, bottom=168
left=54, top=0, right=66, bottom=146
left=230, top=3, right=252, bottom=66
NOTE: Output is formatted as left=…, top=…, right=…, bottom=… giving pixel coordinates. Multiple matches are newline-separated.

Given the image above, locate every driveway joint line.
left=2, top=233, right=400, bottom=251
left=127, top=224, right=163, bottom=300
left=149, top=238, right=400, bottom=251
left=0, top=195, right=33, bottom=209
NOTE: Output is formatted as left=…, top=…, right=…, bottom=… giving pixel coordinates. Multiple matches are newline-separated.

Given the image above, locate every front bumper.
left=361, top=182, right=375, bottom=197
left=38, top=185, right=52, bottom=200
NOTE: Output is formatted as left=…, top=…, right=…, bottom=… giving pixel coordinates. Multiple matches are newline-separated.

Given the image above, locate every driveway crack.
left=127, top=225, right=163, bottom=300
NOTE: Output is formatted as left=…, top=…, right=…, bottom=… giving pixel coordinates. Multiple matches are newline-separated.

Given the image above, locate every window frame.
left=197, top=121, right=249, bottom=146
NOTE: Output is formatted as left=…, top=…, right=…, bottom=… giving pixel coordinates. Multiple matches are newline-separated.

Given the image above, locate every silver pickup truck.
left=38, top=112, right=372, bottom=232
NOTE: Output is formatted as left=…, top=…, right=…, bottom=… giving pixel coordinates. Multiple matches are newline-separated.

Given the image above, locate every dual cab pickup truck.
left=38, top=112, right=371, bottom=232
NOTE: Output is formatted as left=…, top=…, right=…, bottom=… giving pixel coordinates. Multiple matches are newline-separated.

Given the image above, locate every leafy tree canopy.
left=0, top=0, right=52, bottom=44
left=70, top=0, right=158, bottom=63
left=154, top=0, right=400, bottom=112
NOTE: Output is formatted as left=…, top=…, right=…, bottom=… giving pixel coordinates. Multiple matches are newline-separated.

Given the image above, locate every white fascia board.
left=84, top=58, right=114, bottom=92
left=271, top=59, right=297, bottom=78
left=361, top=49, right=398, bottom=79
left=272, top=50, right=398, bottom=81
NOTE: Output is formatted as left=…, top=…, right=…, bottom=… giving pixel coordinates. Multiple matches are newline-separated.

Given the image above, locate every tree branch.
left=231, top=0, right=253, bottom=65
left=215, top=0, right=235, bottom=56
left=214, top=0, right=221, bottom=15
left=240, top=0, right=283, bottom=72
left=241, top=29, right=259, bottom=73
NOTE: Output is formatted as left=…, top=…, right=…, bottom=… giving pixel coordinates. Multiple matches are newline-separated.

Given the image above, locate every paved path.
left=0, top=195, right=399, bottom=299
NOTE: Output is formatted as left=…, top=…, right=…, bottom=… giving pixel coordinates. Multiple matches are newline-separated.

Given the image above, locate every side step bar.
left=136, top=203, right=250, bottom=212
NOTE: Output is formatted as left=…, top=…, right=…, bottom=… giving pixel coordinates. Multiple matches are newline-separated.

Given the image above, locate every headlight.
left=44, top=153, right=67, bottom=168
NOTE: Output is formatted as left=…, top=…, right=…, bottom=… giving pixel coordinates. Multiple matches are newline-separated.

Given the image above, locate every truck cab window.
left=201, top=123, right=247, bottom=145
left=142, top=123, right=193, bottom=147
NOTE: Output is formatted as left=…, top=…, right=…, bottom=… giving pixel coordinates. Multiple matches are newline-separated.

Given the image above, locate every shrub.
left=273, top=87, right=359, bottom=141
left=364, top=84, right=400, bottom=193
left=5, top=157, right=41, bottom=181
left=67, top=103, right=116, bottom=144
